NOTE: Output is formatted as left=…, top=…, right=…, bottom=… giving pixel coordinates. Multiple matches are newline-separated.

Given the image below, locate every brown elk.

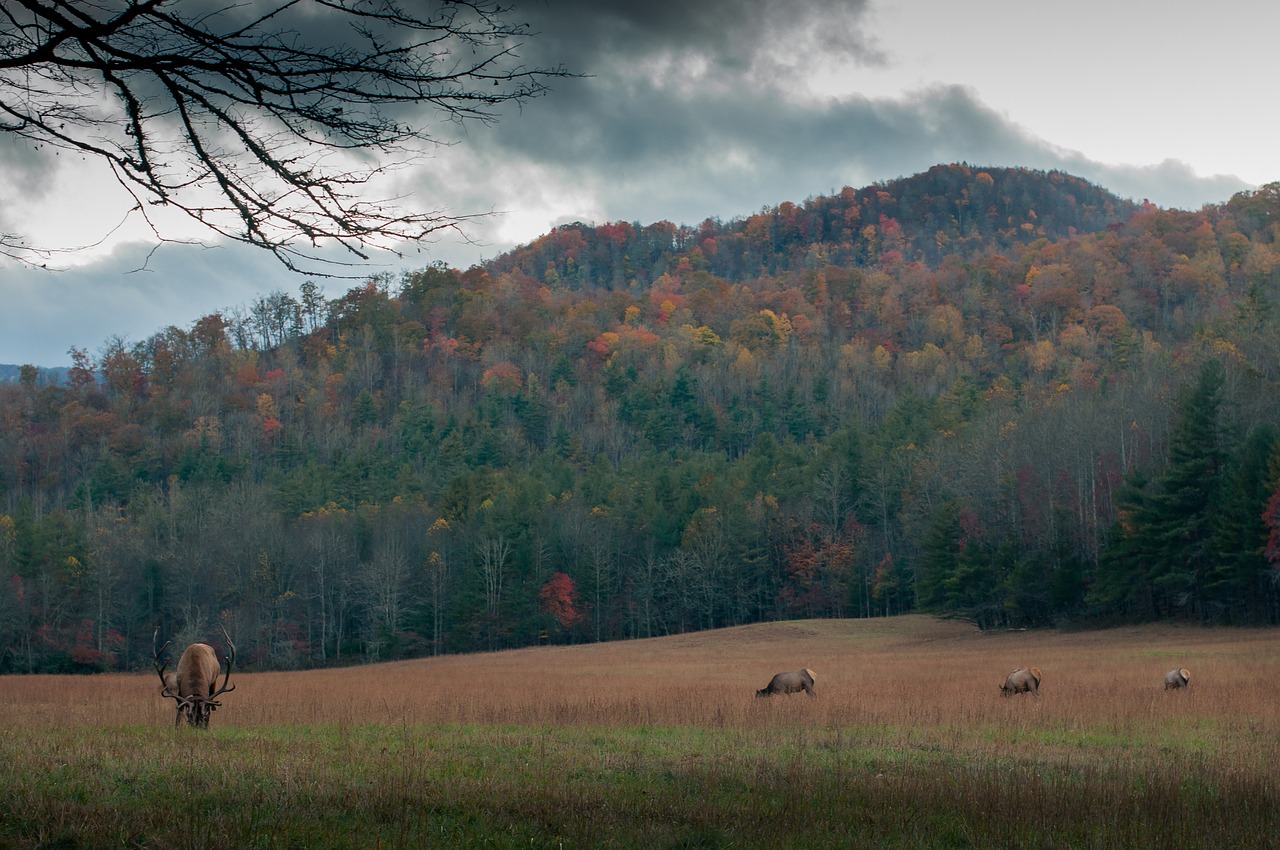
left=1000, top=667, right=1042, bottom=697
left=756, top=668, right=817, bottom=698
left=153, top=627, right=236, bottom=728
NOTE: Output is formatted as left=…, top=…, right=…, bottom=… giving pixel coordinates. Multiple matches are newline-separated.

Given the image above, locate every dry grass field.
left=2, top=615, right=1278, bottom=848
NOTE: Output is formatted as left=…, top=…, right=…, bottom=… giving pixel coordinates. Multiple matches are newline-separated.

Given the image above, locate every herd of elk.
left=751, top=664, right=1194, bottom=701
left=995, top=666, right=1194, bottom=697
left=153, top=627, right=236, bottom=728
left=146, top=639, right=1193, bottom=726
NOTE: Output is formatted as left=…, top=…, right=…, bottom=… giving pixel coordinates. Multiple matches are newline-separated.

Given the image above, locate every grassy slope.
left=2, top=616, right=1278, bottom=848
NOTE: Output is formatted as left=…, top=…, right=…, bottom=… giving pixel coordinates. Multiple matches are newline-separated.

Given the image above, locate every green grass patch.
left=1, top=722, right=1275, bottom=849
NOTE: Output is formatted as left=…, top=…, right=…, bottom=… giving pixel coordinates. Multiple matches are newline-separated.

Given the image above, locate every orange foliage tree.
left=539, top=572, right=586, bottom=631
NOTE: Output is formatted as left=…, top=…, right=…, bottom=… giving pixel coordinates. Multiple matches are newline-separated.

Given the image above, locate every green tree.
left=1145, top=360, right=1228, bottom=617
left=1204, top=424, right=1277, bottom=622
left=1094, top=360, right=1228, bottom=620
left=915, top=501, right=961, bottom=613
left=1089, top=470, right=1158, bottom=619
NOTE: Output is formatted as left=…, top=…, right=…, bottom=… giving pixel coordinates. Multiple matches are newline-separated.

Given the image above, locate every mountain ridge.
left=486, top=164, right=1142, bottom=289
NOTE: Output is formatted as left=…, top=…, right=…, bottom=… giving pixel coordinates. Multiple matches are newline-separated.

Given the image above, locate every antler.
left=209, top=625, right=236, bottom=701
left=152, top=626, right=178, bottom=700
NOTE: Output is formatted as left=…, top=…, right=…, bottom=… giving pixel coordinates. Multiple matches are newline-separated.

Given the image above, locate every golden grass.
left=5, top=615, right=1276, bottom=736
left=2, top=616, right=1278, bottom=848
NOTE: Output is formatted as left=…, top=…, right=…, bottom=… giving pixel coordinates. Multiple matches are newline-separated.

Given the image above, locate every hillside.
left=490, top=164, right=1139, bottom=289
left=1, top=166, right=1278, bottom=674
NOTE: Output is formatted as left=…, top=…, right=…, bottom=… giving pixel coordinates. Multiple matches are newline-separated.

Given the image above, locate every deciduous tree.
left=538, top=571, right=584, bottom=632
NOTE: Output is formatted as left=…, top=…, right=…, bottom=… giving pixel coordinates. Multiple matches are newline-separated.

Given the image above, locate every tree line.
left=2, top=166, right=1279, bottom=673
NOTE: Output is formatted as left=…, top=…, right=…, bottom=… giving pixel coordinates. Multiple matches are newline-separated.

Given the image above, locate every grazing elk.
left=153, top=627, right=236, bottom=728
left=756, top=668, right=817, bottom=698
left=1164, top=667, right=1191, bottom=690
left=1000, top=667, right=1042, bottom=697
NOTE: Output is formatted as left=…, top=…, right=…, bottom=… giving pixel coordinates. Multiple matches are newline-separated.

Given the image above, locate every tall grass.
left=2, top=616, right=1277, bottom=848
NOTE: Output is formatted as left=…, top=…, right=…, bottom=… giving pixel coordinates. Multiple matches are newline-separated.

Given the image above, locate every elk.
left=756, top=668, right=817, bottom=698
left=1164, top=667, right=1191, bottom=690
left=153, top=626, right=236, bottom=728
left=1000, top=667, right=1042, bottom=697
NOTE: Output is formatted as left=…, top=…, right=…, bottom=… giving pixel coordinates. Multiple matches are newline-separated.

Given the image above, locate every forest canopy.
left=2, top=164, right=1279, bottom=673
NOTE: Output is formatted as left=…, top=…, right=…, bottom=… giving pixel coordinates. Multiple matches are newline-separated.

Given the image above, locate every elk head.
left=153, top=626, right=236, bottom=728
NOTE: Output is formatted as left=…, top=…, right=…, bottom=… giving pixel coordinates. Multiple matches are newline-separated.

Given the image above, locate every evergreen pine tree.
left=1097, top=360, right=1227, bottom=620
left=915, top=500, right=961, bottom=612
left=1145, top=360, right=1227, bottom=618
left=1205, top=424, right=1278, bottom=622
left=1089, top=470, right=1159, bottom=618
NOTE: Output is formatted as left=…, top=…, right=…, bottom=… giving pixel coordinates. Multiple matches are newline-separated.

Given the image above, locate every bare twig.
left=0, top=0, right=570, bottom=275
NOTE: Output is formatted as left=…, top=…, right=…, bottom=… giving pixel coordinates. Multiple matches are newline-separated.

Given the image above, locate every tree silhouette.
left=0, top=0, right=568, bottom=272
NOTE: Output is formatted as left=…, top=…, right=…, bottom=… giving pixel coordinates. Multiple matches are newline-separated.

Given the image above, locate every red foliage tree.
left=69, top=620, right=104, bottom=668
left=539, top=572, right=585, bottom=630
left=779, top=528, right=855, bottom=617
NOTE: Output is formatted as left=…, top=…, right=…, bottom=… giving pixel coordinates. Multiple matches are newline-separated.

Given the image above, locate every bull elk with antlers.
left=153, top=627, right=236, bottom=728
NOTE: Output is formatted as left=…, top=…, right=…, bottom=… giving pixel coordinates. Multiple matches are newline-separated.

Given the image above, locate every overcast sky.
left=1, top=0, right=1274, bottom=367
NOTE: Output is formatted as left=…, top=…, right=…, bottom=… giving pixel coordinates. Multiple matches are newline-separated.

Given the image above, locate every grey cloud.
left=457, top=31, right=1252, bottom=234
left=516, top=0, right=883, bottom=72
left=461, top=79, right=1115, bottom=229
left=0, top=135, right=60, bottom=207
left=1064, top=158, right=1250, bottom=211
left=465, top=1, right=1250, bottom=229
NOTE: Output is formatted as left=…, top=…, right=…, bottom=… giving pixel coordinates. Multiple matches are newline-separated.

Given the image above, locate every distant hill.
left=489, top=164, right=1141, bottom=288
left=0, top=364, right=67, bottom=384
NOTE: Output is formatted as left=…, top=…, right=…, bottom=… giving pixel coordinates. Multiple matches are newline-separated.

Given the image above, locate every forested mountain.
left=3, top=164, right=1279, bottom=674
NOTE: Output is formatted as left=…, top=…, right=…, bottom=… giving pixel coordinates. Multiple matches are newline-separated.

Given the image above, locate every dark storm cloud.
left=482, top=0, right=888, bottom=176
left=459, top=71, right=1087, bottom=231
left=451, top=0, right=1247, bottom=234
left=514, top=0, right=884, bottom=71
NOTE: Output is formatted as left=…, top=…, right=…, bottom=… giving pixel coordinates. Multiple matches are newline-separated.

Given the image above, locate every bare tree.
left=477, top=534, right=508, bottom=650
left=360, top=539, right=409, bottom=660
left=424, top=549, right=449, bottom=655
left=0, top=0, right=568, bottom=272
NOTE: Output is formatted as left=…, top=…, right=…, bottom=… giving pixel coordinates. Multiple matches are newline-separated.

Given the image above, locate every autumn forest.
left=3, top=164, right=1279, bottom=674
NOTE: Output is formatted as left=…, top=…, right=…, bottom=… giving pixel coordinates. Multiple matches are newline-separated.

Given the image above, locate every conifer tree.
left=1095, top=360, right=1227, bottom=620
left=1205, top=425, right=1278, bottom=622
left=1146, top=360, right=1227, bottom=617
left=1089, top=470, right=1157, bottom=618
left=915, top=501, right=961, bottom=613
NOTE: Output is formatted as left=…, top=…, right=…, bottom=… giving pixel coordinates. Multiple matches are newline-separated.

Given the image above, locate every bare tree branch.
left=0, top=0, right=570, bottom=274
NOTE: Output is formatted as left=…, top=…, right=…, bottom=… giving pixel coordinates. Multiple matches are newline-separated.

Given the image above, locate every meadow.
left=1, top=615, right=1277, bottom=848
